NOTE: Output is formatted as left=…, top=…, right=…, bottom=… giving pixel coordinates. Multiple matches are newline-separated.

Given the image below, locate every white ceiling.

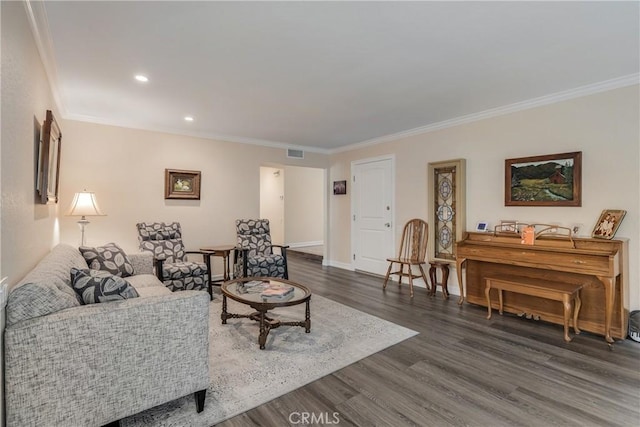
left=33, top=1, right=639, bottom=153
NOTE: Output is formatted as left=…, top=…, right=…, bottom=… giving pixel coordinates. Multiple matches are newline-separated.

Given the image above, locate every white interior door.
left=352, top=156, right=394, bottom=275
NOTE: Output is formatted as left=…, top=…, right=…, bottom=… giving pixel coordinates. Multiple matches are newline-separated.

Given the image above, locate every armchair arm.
left=185, top=250, right=213, bottom=290
left=272, top=245, right=289, bottom=279
left=4, top=291, right=210, bottom=426
left=154, top=257, right=165, bottom=282
left=272, top=244, right=290, bottom=253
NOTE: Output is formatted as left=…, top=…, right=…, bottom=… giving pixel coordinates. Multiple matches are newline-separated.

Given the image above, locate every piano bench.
left=484, top=275, right=584, bottom=342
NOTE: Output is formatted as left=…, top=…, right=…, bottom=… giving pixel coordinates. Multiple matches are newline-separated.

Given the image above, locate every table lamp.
left=66, top=190, right=105, bottom=246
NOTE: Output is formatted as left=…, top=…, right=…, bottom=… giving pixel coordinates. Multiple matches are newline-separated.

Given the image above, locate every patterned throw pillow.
left=70, top=268, right=139, bottom=304
left=79, top=243, right=134, bottom=277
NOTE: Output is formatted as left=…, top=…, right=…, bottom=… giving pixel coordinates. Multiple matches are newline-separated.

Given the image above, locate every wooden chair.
left=383, top=219, right=429, bottom=297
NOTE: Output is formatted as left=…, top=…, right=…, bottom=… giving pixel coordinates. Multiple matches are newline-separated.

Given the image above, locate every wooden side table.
left=429, top=262, right=450, bottom=299
left=200, top=245, right=235, bottom=287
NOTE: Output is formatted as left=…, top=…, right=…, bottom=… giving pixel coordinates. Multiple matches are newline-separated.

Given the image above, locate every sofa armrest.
left=128, top=251, right=154, bottom=275
left=4, top=291, right=210, bottom=426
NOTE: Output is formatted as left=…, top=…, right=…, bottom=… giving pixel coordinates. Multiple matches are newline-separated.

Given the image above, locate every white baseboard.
left=324, top=260, right=354, bottom=270
left=287, top=241, right=323, bottom=248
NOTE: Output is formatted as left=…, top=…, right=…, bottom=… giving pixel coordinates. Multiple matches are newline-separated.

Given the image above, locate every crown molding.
left=24, top=0, right=67, bottom=116
left=64, top=112, right=331, bottom=155
left=330, top=73, right=640, bottom=154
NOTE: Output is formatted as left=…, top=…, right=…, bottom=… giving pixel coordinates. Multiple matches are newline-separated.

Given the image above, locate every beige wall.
left=57, top=121, right=328, bottom=270
left=1, top=1, right=61, bottom=285
left=260, top=165, right=325, bottom=246
left=283, top=165, right=324, bottom=246
left=328, top=85, right=640, bottom=310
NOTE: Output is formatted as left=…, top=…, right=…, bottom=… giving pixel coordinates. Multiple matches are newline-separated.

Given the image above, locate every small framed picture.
left=499, top=220, right=519, bottom=233
left=591, top=209, right=626, bottom=239
left=476, top=221, right=489, bottom=232
left=333, top=180, right=347, bottom=195
left=165, top=169, right=201, bottom=200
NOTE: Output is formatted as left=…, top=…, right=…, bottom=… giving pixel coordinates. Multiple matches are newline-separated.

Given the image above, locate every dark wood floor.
left=217, top=258, right=640, bottom=427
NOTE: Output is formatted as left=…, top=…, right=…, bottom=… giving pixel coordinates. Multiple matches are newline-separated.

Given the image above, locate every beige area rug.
left=122, top=294, right=418, bottom=426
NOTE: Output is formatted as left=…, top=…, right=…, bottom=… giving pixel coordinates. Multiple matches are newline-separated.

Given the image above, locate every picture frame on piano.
left=592, top=209, right=626, bottom=239
left=498, top=220, right=519, bottom=234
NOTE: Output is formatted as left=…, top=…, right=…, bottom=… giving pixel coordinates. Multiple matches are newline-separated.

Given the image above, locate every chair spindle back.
left=397, top=219, right=428, bottom=261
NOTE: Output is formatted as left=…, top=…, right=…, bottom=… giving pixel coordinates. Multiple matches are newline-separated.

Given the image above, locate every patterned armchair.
left=136, top=222, right=211, bottom=295
left=234, top=219, right=289, bottom=279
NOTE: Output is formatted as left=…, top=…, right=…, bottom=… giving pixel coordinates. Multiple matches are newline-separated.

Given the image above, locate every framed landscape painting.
left=165, top=169, right=201, bottom=200
left=505, top=151, right=582, bottom=207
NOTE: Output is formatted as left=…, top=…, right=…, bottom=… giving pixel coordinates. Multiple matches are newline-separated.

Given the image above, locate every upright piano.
left=455, top=232, right=629, bottom=343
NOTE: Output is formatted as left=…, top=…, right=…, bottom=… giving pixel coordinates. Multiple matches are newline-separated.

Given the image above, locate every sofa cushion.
left=127, top=252, right=154, bottom=275
left=6, top=244, right=87, bottom=326
left=135, top=286, right=172, bottom=298
left=79, top=243, right=134, bottom=277
left=70, top=268, right=139, bottom=304
left=126, top=274, right=165, bottom=289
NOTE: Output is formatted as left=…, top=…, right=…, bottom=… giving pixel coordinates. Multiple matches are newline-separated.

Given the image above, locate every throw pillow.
left=79, top=242, right=134, bottom=277
left=70, top=268, right=139, bottom=304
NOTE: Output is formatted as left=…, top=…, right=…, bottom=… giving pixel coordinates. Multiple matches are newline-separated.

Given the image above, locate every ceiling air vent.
left=287, top=149, right=304, bottom=159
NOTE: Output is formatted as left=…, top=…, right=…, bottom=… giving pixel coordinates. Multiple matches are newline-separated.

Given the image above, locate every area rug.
left=122, top=294, right=418, bottom=426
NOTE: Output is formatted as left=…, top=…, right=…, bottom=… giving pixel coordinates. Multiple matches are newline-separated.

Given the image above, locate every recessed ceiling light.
left=184, top=116, right=194, bottom=122
left=134, top=74, right=148, bottom=82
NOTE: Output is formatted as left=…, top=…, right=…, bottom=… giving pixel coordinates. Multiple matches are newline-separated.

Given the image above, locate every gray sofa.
left=3, top=243, right=210, bottom=426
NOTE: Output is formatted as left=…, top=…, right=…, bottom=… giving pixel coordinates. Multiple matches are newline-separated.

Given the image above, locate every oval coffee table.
left=221, top=277, right=311, bottom=349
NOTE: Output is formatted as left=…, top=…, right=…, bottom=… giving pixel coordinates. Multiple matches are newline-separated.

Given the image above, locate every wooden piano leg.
left=597, top=276, right=615, bottom=344
left=562, top=294, right=572, bottom=342
left=485, top=279, right=492, bottom=319
left=573, top=291, right=582, bottom=335
left=455, top=257, right=466, bottom=305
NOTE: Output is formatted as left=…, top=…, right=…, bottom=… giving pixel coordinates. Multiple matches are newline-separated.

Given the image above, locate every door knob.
left=384, top=223, right=391, bottom=227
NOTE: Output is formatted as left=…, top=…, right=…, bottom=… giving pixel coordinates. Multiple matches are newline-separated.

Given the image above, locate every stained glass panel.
left=434, top=166, right=457, bottom=260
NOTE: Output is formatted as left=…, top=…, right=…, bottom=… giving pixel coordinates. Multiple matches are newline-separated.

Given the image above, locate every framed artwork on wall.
left=427, top=159, right=466, bottom=263
left=505, top=151, right=582, bottom=207
left=36, top=110, right=62, bottom=204
left=165, top=169, right=201, bottom=200
left=333, top=180, right=347, bottom=195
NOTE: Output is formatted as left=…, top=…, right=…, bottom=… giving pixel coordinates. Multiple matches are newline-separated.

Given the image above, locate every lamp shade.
left=66, top=191, right=105, bottom=217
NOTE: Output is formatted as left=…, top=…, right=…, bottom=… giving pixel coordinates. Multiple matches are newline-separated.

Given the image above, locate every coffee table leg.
left=258, top=311, right=267, bottom=350
left=221, top=295, right=228, bottom=324
left=305, top=299, right=311, bottom=333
